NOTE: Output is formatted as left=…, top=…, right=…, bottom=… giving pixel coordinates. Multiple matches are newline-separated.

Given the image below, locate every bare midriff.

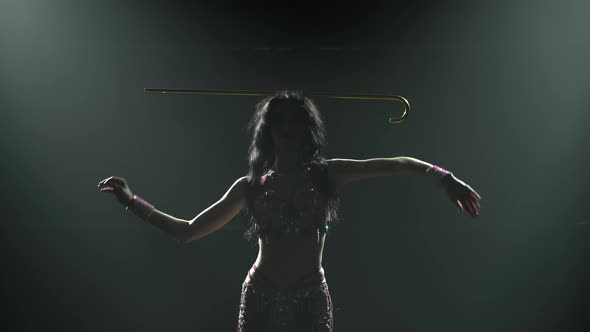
left=247, top=231, right=327, bottom=288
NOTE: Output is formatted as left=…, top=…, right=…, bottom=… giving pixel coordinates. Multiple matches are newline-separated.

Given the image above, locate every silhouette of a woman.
left=97, top=89, right=481, bottom=331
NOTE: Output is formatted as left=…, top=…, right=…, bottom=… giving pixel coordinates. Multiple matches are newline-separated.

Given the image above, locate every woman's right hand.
left=97, top=176, right=135, bottom=208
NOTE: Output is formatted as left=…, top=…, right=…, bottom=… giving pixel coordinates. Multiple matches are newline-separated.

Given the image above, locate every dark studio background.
left=1, top=0, right=588, bottom=331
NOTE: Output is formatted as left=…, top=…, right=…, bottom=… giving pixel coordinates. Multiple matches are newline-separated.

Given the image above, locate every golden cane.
left=144, top=88, right=410, bottom=124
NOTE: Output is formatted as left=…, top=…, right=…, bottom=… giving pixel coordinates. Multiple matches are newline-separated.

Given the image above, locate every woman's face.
left=268, top=100, right=308, bottom=149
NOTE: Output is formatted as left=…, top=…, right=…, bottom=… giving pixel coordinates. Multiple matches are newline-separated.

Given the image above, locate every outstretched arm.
left=326, top=156, right=437, bottom=186
left=146, top=176, right=249, bottom=243
left=98, top=175, right=250, bottom=242
left=326, top=157, right=481, bottom=218
left=178, top=176, right=249, bottom=243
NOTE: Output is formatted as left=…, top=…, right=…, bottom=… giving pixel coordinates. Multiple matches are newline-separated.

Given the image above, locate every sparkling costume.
left=237, top=263, right=333, bottom=331
left=251, top=167, right=331, bottom=245
left=237, top=164, right=335, bottom=331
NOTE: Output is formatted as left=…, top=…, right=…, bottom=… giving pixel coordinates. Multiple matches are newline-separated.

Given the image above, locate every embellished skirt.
left=237, top=263, right=334, bottom=332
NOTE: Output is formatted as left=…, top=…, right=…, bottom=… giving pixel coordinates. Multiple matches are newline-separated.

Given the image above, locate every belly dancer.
left=97, top=89, right=482, bottom=331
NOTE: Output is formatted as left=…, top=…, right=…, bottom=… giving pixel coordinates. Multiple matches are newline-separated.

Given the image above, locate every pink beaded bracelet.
left=126, top=194, right=155, bottom=221
left=426, top=164, right=452, bottom=181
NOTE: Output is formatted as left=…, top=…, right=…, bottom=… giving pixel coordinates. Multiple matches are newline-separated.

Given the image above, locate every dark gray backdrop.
left=1, top=0, right=588, bottom=331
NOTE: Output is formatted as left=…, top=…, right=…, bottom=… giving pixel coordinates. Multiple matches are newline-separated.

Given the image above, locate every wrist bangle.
left=426, top=164, right=452, bottom=182
left=126, top=194, right=155, bottom=221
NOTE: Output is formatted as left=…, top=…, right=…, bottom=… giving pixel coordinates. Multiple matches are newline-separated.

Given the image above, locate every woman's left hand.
left=440, top=174, right=481, bottom=218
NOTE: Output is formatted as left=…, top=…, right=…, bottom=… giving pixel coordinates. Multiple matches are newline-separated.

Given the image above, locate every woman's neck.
left=272, top=154, right=308, bottom=175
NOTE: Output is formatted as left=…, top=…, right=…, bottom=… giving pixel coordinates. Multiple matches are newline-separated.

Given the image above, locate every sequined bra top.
left=249, top=166, right=331, bottom=245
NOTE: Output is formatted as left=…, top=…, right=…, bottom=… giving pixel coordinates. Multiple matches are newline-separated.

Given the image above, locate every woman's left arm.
left=327, top=156, right=481, bottom=218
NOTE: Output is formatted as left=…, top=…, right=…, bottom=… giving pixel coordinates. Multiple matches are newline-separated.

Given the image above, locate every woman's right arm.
left=98, top=175, right=250, bottom=244
left=175, top=175, right=249, bottom=243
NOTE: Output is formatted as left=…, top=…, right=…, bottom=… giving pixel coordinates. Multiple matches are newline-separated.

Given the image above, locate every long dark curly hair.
left=241, top=89, right=341, bottom=245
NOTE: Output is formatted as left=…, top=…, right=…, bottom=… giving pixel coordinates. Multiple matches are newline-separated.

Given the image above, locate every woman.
left=97, top=90, right=481, bottom=331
